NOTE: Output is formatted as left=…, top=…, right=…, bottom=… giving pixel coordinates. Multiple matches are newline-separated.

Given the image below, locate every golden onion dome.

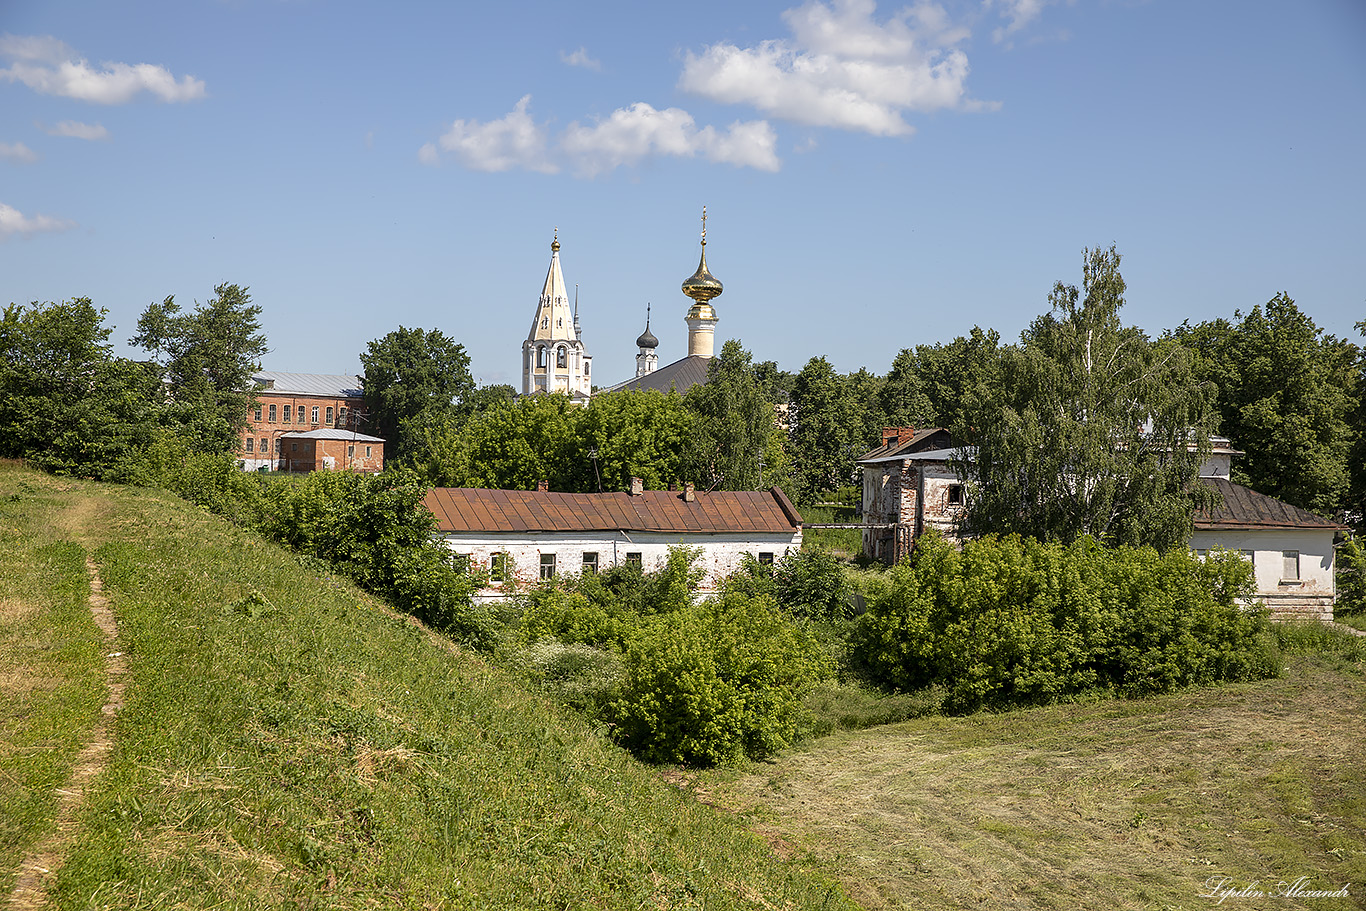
left=550, top=227, right=560, bottom=254
left=681, top=207, right=722, bottom=304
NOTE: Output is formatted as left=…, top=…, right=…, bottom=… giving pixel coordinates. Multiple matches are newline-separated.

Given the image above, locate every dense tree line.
left=1, top=285, right=266, bottom=478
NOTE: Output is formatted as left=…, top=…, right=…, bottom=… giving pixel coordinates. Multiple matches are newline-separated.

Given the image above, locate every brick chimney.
left=882, top=426, right=916, bottom=448
left=536, top=479, right=548, bottom=492
left=629, top=477, right=644, bottom=496
left=683, top=482, right=695, bottom=502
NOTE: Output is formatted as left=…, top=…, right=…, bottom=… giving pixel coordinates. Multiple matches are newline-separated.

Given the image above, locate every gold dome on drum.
left=681, top=206, right=722, bottom=308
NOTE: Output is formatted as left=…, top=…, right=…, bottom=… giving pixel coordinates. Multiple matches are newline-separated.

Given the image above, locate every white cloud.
left=423, top=96, right=780, bottom=176
left=0, top=32, right=205, bottom=104
left=0, top=141, right=38, bottom=163
left=991, top=0, right=1049, bottom=44
left=561, top=103, right=780, bottom=175
left=43, top=120, right=109, bottom=140
left=427, top=95, right=558, bottom=173
left=678, top=0, right=992, bottom=136
left=0, top=202, right=76, bottom=239
left=560, top=47, right=602, bottom=71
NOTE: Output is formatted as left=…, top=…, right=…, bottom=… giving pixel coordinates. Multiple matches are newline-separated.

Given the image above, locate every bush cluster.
left=851, top=533, right=1278, bottom=712
left=516, top=548, right=833, bottom=765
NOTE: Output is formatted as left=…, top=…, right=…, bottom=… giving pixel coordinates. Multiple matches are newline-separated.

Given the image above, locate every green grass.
left=708, top=642, right=1366, bottom=911
left=800, top=505, right=862, bottom=559
left=1, top=465, right=855, bottom=910
left=0, top=467, right=108, bottom=897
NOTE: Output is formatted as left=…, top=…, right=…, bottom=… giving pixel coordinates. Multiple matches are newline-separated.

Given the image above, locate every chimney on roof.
left=629, top=477, right=644, bottom=496
left=882, top=426, right=916, bottom=448
left=536, top=479, right=549, bottom=492
left=683, top=482, right=695, bottom=502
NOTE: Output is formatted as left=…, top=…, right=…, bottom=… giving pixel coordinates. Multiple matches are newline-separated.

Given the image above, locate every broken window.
left=490, top=552, right=509, bottom=582
left=947, top=484, right=964, bottom=506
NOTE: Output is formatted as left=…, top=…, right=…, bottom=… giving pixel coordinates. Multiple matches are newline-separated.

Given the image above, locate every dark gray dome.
left=636, top=323, right=658, bottom=349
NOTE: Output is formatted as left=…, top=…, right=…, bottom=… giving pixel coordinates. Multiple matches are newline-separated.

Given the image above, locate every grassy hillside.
left=0, top=464, right=854, bottom=909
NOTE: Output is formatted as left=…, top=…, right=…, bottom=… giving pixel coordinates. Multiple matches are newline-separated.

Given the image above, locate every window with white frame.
left=540, top=553, right=556, bottom=580
left=326, top=406, right=334, bottom=424
left=582, top=552, right=598, bottom=574
left=312, top=406, right=319, bottom=424
left=557, top=347, right=567, bottom=369
left=245, top=438, right=254, bottom=453
left=269, top=404, right=277, bottom=422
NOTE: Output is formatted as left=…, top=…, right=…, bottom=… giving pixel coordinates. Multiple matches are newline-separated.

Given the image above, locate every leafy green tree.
left=962, top=247, right=1216, bottom=550
left=904, top=327, right=1002, bottom=434
left=788, top=356, right=875, bottom=500
left=0, top=299, right=163, bottom=475
left=360, top=326, right=475, bottom=465
left=878, top=348, right=936, bottom=430
left=683, top=340, right=790, bottom=492
left=458, top=394, right=585, bottom=490
left=1174, top=296, right=1360, bottom=517
left=132, top=284, right=268, bottom=455
left=579, top=389, right=693, bottom=492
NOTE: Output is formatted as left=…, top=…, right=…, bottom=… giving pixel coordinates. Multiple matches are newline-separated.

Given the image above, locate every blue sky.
left=3, top=0, right=1363, bottom=388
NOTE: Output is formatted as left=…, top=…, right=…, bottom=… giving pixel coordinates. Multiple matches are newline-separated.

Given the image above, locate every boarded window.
left=1282, top=550, right=1300, bottom=581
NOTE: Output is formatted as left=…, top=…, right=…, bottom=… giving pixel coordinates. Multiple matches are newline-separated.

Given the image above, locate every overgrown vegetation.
left=850, top=533, right=1278, bottom=712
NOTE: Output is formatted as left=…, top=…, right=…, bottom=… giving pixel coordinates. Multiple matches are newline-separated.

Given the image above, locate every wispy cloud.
left=560, top=47, right=602, bottom=71
left=0, top=33, right=205, bottom=104
left=678, top=0, right=996, bottom=137
left=0, top=202, right=76, bottom=239
left=42, top=120, right=109, bottom=140
left=991, top=0, right=1051, bottom=45
left=0, top=141, right=38, bottom=163
left=421, top=95, right=780, bottom=176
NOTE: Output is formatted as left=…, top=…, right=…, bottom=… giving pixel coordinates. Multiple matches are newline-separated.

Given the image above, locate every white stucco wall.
left=1191, top=526, right=1337, bottom=620
left=438, top=529, right=802, bottom=601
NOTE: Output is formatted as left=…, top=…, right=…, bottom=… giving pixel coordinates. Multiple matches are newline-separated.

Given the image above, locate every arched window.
left=557, top=347, right=567, bottom=369
left=541, top=316, right=549, bottom=330
left=537, top=346, right=547, bottom=368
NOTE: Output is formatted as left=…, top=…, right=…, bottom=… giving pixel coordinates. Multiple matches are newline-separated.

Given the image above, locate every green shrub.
left=1337, top=534, right=1366, bottom=617
left=609, top=592, right=833, bottom=766
left=852, top=533, right=1277, bottom=712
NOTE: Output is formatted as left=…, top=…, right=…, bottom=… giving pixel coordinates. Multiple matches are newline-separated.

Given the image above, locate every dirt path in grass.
left=7, top=556, right=127, bottom=910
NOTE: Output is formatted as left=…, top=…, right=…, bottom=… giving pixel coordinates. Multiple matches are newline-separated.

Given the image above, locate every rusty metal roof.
left=424, top=485, right=802, bottom=534
left=1195, top=478, right=1344, bottom=531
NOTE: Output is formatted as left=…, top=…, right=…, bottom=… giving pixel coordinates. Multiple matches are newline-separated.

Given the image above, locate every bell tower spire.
left=522, top=229, right=592, bottom=400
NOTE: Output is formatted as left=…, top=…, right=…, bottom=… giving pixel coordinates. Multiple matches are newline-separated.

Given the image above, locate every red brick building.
left=239, top=371, right=383, bottom=472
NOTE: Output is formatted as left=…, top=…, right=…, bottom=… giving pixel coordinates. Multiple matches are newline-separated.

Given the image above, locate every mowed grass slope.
left=711, top=653, right=1366, bottom=911
left=0, top=464, right=854, bottom=910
